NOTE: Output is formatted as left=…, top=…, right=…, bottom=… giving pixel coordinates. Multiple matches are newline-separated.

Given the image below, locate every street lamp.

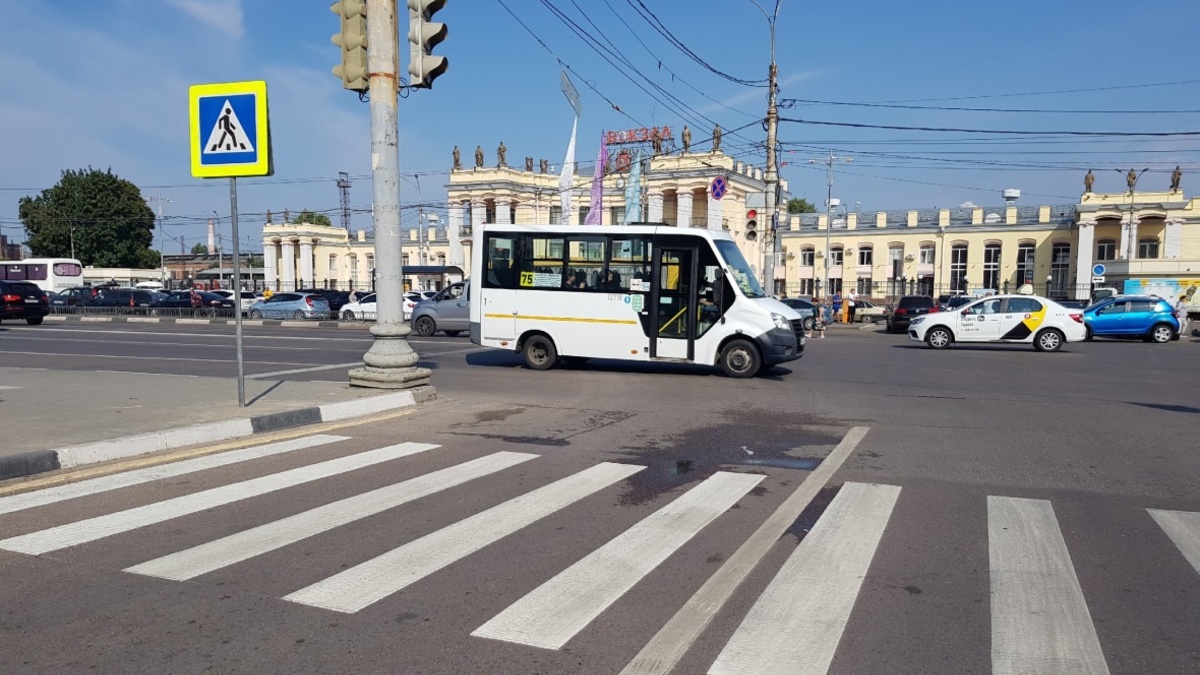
left=810, top=151, right=852, bottom=301
left=744, top=0, right=782, bottom=292
left=146, top=194, right=173, bottom=284
left=212, top=210, right=224, bottom=286
left=1114, top=168, right=1148, bottom=260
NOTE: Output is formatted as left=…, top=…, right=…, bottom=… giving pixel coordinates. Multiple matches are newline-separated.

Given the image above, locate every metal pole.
left=758, top=1, right=781, bottom=294
left=229, top=178, right=246, bottom=407
left=349, top=0, right=432, bottom=391
left=824, top=150, right=833, bottom=303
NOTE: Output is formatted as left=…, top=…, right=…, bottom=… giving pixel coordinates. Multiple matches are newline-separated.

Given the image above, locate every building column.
left=497, top=201, right=512, bottom=226
left=448, top=201, right=465, bottom=267
left=677, top=191, right=694, bottom=228
left=263, top=240, right=279, bottom=290
left=1119, top=217, right=1133, bottom=260
left=648, top=192, right=664, bottom=222
left=707, top=191, right=723, bottom=230
left=1075, top=221, right=1094, bottom=300
left=1164, top=218, right=1183, bottom=258
left=280, top=240, right=296, bottom=291
left=471, top=200, right=485, bottom=230
left=299, top=240, right=315, bottom=287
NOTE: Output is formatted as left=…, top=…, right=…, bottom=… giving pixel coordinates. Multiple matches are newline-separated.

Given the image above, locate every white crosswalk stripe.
left=473, top=471, right=765, bottom=650
left=125, top=451, right=537, bottom=581
left=988, top=496, right=1110, bottom=675
left=0, top=442, right=438, bottom=555
left=708, top=482, right=901, bottom=675
left=282, top=461, right=646, bottom=614
left=1148, top=508, right=1200, bottom=575
left=0, top=435, right=350, bottom=517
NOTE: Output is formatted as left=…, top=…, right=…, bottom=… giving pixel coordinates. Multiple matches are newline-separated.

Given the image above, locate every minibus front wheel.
left=720, top=339, right=761, bottom=378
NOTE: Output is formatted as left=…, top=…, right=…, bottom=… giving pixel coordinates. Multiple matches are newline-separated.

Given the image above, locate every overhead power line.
left=779, top=117, right=1200, bottom=137
left=624, top=0, right=767, bottom=87
left=782, top=98, right=1200, bottom=115
left=867, top=78, right=1200, bottom=104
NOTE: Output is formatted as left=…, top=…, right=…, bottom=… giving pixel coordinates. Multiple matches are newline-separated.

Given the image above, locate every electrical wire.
left=623, top=0, right=767, bottom=87
left=779, top=116, right=1200, bottom=137
left=782, top=98, right=1200, bottom=115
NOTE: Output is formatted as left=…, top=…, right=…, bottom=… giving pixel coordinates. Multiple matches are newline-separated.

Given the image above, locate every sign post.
left=189, top=80, right=273, bottom=407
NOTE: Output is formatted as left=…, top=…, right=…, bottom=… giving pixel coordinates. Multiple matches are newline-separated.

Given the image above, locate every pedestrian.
left=1176, top=294, right=1190, bottom=337
left=847, top=288, right=858, bottom=324
left=811, top=304, right=827, bottom=338
left=189, top=287, right=203, bottom=315
left=348, top=289, right=359, bottom=304
left=831, top=291, right=842, bottom=323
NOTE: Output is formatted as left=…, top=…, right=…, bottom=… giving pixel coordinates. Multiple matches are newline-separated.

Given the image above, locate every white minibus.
left=0, top=258, right=84, bottom=292
left=470, top=224, right=805, bottom=378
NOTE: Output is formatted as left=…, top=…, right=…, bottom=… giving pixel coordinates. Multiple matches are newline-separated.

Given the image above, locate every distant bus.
left=0, top=258, right=85, bottom=292
left=470, top=223, right=806, bottom=378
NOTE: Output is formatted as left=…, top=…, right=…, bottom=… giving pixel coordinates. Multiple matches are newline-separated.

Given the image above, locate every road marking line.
left=707, top=481, right=900, bottom=675
left=0, top=386, right=21, bottom=390
left=9, top=327, right=370, bottom=342
left=126, top=451, right=537, bottom=581
left=473, top=471, right=764, bottom=650
left=0, top=442, right=438, bottom=555
left=0, top=351, right=308, bottom=367
left=620, top=426, right=870, bottom=675
left=247, top=362, right=364, bottom=379
left=2, top=335, right=363, bottom=353
left=989, top=496, right=1110, bottom=675
left=282, top=462, right=645, bottom=613
left=0, top=435, right=350, bottom=517
left=1148, top=509, right=1200, bottom=574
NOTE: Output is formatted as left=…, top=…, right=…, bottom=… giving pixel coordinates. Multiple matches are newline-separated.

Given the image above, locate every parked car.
left=0, top=280, right=50, bottom=325
left=246, top=292, right=331, bottom=320
left=411, top=281, right=469, bottom=336
left=937, top=294, right=976, bottom=312
left=780, top=297, right=817, bottom=330
left=909, top=294, right=1086, bottom=352
left=148, top=291, right=235, bottom=315
left=43, top=290, right=68, bottom=307
left=77, top=288, right=163, bottom=311
left=210, top=289, right=258, bottom=312
left=1083, top=295, right=1181, bottom=343
left=340, top=293, right=377, bottom=321
left=886, top=295, right=936, bottom=334
left=1055, top=299, right=1088, bottom=310
left=59, top=287, right=100, bottom=305
left=298, top=288, right=353, bottom=313
left=854, top=299, right=888, bottom=324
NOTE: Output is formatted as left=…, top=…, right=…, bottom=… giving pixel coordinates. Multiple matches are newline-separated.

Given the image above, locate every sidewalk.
left=0, top=366, right=433, bottom=480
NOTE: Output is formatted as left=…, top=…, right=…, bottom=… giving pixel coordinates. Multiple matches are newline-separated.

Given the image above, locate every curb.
left=0, top=387, right=435, bottom=482
left=44, top=315, right=373, bottom=330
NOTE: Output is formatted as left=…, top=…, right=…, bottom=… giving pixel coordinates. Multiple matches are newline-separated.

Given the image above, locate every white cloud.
left=166, top=0, right=245, bottom=40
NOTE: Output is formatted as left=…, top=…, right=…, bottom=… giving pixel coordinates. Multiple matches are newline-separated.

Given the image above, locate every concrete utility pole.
left=750, top=0, right=782, bottom=294
left=146, top=194, right=173, bottom=284
left=809, top=150, right=851, bottom=300
left=348, top=0, right=432, bottom=391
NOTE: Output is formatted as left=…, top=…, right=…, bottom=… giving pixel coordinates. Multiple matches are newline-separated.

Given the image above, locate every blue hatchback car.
left=1083, top=295, right=1180, bottom=343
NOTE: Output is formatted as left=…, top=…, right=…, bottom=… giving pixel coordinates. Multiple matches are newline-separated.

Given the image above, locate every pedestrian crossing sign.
left=189, top=80, right=272, bottom=178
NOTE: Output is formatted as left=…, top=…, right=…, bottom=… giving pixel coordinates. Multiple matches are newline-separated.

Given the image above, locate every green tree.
left=191, top=243, right=209, bottom=254
left=787, top=198, right=817, bottom=214
left=19, top=168, right=159, bottom=267
left=292, top=210, right=333, bottom=227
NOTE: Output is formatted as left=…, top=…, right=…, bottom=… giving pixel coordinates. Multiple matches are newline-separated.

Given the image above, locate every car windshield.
left=714, top=240, right=765, bottom=298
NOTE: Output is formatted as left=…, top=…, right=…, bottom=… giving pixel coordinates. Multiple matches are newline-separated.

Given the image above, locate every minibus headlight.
left=771, top=313, right=790, bottom=330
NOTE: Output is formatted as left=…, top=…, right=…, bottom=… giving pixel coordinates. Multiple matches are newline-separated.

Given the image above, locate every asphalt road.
left=2, top=321, right=1199, bottom=673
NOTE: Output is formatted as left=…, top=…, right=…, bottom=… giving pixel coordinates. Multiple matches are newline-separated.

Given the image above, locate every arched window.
left=983, top=243, right=1001, bottom=291
left=1050, top=242, right=1071, bottom=295
left=1096, top=239, right=1116, bottom=261
left=328, top=254, right=338, bottom=278
left=799, top=247, right=815, bottom=266
left=1016, top=242, right=1035, bottom=284
left=402, top=253, right=410, bottom=266
left=919, top=243, right=935, bottom=265
left=950, top=244, right=968, bottom=293
left=1138, top=238, right=1159, bottom=259
left=437, top=252, right=446, bottom=266
left=830, top=246, right=844, bottom=266
left=856, top=245, right=873, bottom=267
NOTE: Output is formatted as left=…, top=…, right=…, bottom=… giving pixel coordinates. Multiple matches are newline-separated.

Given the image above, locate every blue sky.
left=3, top=0, right=1200, bottom=253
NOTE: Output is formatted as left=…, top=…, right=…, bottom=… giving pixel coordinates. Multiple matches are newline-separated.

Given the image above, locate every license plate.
left=24, top=298, right=38, bottom=303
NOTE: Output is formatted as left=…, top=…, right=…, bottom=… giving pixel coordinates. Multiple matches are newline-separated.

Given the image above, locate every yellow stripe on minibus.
left=483, top=313, right=639, bottom=325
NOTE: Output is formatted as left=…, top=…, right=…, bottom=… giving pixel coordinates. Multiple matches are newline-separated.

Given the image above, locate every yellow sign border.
left=189, top=80, right=271, bottom=178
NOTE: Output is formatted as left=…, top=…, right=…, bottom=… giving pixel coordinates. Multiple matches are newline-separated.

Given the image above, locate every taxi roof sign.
left=189, top=80, right=272, bottom=178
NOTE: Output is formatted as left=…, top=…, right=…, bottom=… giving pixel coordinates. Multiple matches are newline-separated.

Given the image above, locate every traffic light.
left=407, top=0, right=448, bottom=89
left=746, top=209, right=758, bottom=241
left=331, top=0, right=368, bottom=92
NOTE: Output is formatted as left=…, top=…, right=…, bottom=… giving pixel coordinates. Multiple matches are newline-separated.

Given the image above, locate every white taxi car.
left=908, top=294, right=1086, bottom=352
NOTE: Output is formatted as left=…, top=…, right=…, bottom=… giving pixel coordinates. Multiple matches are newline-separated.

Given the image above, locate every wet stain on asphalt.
left=904, top=585, right=923, bottom=595
left=474, top=407, right=529, bottom=423
left=785, top=484, right=843, bottom=541
left=469, top=434, right=570, bottom=447
left=614, top=411, right=843, bottom=506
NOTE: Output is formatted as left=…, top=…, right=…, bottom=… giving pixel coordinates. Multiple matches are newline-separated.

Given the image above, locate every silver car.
left=411, top=282, right=469, bottom=337
left=247, top=292, right=331, bottom=320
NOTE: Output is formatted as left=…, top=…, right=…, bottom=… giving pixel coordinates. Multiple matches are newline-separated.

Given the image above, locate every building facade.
left=777, top=188, right=1200, bottom=301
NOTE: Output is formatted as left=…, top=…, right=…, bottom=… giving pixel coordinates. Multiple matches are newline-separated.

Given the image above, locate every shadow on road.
left=465, top=350, right=795, bottom=379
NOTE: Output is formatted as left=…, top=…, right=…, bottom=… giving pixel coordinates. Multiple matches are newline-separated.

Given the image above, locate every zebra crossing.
left=1, top=432, right=1198, bottom=674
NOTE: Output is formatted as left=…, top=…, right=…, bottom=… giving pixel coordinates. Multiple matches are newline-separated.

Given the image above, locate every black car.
left=0, top=280, right=50, bottom=325
left=780, top=297, right=817, bottom=330
left=77, top=288, right=163, bottom=311
left=886, top=295, right=936, bottom=334
left=59, top=287, right=100, bottom=305
left=149, top=291, right=235, bottom=314
left=43, top=290, right=68, bottom=307
left=937, top=294, right=975, bottom=312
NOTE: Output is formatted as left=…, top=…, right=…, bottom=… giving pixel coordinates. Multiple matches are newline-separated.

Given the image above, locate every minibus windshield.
left=714, top=240, right=766, bottom=298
